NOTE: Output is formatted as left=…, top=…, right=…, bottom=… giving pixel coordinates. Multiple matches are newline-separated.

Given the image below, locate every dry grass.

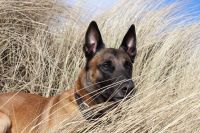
left=0, top=0, right=81, bottom=96
left=0, top=0, right=200, bottom=132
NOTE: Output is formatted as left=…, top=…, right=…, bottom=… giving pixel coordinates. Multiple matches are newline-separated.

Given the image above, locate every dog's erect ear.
left=119, top=24, right=137, bottom=63
left=83, top=21, right=105, bottom=60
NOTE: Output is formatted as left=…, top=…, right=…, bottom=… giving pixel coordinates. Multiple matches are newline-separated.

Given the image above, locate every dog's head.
left=83, top=21, right=137, bottom=103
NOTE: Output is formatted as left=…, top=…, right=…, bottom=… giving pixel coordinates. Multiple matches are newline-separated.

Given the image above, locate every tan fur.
left=0, top=111, right=11, bottom=133
left=0, top=70, right=90, bottom=132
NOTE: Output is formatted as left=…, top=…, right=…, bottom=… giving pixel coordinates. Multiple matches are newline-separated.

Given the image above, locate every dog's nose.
left=121, top=87, right=128, bottom=93
left=121, top=86, right=130, bottom=94
left=120, top=81, right=134, bottom=95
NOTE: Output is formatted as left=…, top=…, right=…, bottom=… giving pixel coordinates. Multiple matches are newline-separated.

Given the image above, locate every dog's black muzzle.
left=99, top=80, right=135, bottom=102
left=111, top=80, right=134, bottom=101
left=111, top=80, right=135, bottom=101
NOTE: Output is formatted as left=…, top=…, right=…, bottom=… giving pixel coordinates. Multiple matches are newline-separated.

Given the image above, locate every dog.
left=0, top=21, right=137, bottom=132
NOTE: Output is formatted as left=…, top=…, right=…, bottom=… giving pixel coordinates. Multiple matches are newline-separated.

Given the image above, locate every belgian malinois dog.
left=0, top=21, right=137, bottom=132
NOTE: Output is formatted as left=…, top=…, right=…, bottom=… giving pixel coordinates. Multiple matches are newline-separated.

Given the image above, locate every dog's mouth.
left=109, top=94, right=132, bottom=102
left=100, top=90, right=133, bottom=102
left=93, top=81, right=136, bottom=103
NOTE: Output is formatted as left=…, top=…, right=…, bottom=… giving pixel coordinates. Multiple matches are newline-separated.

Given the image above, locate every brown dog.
left=0, top=21, right=137, bottom=132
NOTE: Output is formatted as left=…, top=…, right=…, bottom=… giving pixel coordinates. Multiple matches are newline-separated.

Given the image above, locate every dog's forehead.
left=96, top=48, right=130, bottom=62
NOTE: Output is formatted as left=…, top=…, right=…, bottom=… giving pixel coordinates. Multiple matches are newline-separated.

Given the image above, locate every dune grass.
left=0, top=0, right=200, bottom=132
left=0, top=0, right=81, bottom=96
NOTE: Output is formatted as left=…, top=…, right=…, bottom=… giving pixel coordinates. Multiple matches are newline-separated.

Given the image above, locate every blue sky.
left=65, top=0, right=117, bottom=17
left=65, top=0, right=200, bottom=10
left=63, top=0, right=200, bottom=21
left=66, top=0, right=117, bottom=9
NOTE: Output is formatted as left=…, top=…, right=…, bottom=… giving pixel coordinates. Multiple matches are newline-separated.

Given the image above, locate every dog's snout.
left=109, top=80, right=135, bottom=102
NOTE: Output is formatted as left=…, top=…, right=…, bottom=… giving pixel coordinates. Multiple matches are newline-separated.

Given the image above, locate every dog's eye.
left=102, top=61, right=112, bottom=68
left=100, top=61, right=114, bottom=72
left=124, top=61, right=132, bottom=71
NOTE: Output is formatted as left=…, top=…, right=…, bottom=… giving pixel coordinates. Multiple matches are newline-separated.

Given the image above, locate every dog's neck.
left=74, top=69, right=96, bottom=107
left=74, top=69, right=112, bottom=120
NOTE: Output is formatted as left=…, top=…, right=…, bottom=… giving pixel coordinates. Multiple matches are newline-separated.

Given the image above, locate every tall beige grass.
left=0, top=0, right=200, bottom=132
left=0, top=0, right=81, bottom=96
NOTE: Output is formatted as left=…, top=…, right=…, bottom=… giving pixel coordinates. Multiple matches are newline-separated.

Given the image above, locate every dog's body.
left=0, top=21, right=137, bottom=132
left=0, top=89, right=78, bottom=132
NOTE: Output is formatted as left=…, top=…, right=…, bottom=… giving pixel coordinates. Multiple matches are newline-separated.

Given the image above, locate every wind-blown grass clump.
left=0, top=0, right=82, bottom=96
